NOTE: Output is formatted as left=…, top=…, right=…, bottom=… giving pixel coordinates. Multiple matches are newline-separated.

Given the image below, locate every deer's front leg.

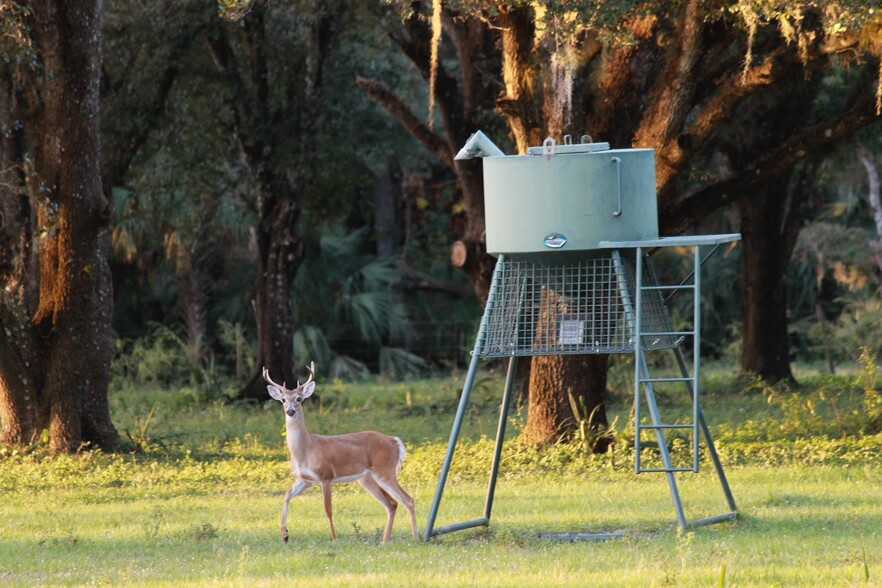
left=281, top=479, right=311, bottom=543
left=320, top=481, right=337, bottom=541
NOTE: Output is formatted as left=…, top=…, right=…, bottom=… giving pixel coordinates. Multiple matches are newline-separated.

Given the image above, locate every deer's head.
left=263, top=362, right=315, bottom=418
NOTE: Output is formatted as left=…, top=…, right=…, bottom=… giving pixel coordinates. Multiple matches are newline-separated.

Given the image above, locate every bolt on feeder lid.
left=457, top=131, right=659, bottom=259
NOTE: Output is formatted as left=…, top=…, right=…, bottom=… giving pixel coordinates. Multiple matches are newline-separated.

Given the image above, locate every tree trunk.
left=240, top=189, right=304, bottom=400
left=855, top=146, right=882, bottom=289
left=522, top=354, right=610, bottom=448
left=493, top=5, right=613, bottom=447
left=0, top=0, right=118, bottom=451
left=0, top=301, right=44, bottom=444
left=739, top=175, right=803, bottom=383
left=207, top=4, right=330, bottom=400
left=520, top=286, right=610, bottom=447
left=374, top=158, right=403, bottom=259
left=496, top=5, right=541, bottom=152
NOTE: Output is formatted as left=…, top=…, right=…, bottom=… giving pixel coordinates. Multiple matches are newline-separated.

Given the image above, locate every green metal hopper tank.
left=456, top=131, right=658, bottom=258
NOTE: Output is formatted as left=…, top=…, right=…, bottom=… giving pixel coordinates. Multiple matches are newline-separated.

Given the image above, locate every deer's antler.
left=301, top=361, right=316, bottom=389
left=262, top=366, right=288, bottom=392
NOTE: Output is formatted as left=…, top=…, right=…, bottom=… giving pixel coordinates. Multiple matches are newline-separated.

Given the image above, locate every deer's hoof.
left=282, top=533, right=289, bottom=544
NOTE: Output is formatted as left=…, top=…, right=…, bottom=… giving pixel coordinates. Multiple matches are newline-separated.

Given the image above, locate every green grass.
left=2, top=365, right=882, bottom=586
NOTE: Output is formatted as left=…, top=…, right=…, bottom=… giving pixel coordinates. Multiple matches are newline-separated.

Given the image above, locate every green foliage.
left=855, top=347, right=882, bottom=428
left=123, top=400, right=161, bottom=450
left=565, top=388, right=618, bottom=452
left=379, top=346, right=428, bottom=380
left=111, top=324, right=234, bottom=403
left=111, top=325, right=193, bottom=388
left=292, top=223, right=425, bottom=378
left=715, top=351, right=882, bottom=443
left=828, top=297, right=882, bottom=362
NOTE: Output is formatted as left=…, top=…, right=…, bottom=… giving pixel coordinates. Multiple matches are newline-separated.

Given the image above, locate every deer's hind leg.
left=359, top=477, right=398, bottom=543
left=373, top=475, right=418, bottom=539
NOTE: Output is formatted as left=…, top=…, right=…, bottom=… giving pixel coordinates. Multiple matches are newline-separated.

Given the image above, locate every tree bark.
left=521, top=354, right=610, bottom=447
left=1, top=0, right=118, bottom=451
left=738, top=174, right=804, bottom=383
left=242, top=186, right=305, bottom=399
left=496, top=5, right=541, bottom=152
left=855, top=146, right=882, bottom=288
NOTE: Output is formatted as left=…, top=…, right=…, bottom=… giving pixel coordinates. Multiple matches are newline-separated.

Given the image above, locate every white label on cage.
left=558, top=320, right=585, bottom=345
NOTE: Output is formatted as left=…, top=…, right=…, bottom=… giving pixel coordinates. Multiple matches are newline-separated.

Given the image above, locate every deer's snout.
left=286, top=406, right=297, bottom=417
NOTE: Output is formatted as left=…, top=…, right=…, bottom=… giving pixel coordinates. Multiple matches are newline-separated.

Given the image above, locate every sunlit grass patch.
left=3, top=365, right=882, bottom=586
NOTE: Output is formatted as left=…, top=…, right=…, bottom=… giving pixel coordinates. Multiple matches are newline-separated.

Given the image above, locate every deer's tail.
left=394, top=436, right=406, bottom=475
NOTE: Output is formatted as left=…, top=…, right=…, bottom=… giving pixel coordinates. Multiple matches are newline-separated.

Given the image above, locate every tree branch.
left=661, top=98, right=880, bottom=234
left=101, top=9, right=211, bottom=194
left=394, top=260, right=473, bottom=298
left=441, top=10, right=485, bottom=123
left=355, top=75, right=453, bottom=169
left=634, top=0, right=704, bottom=150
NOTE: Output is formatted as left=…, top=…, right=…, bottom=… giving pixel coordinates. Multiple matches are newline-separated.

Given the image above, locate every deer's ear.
left=301, top=381, right=316, bottom=399
left=267, top=385, right=285, bottom=401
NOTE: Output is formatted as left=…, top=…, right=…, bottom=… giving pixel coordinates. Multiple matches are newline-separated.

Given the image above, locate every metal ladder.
left=624, top=245, right=737, bottom=529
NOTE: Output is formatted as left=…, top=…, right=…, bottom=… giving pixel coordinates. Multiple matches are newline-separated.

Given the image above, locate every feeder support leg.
left=423, top=352, right=482, bottom=540
left=484, top=355, right=518, bottom=521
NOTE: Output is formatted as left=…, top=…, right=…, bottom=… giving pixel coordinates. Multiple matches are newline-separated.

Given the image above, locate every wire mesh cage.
left=475, top=253, right=678, bottom=358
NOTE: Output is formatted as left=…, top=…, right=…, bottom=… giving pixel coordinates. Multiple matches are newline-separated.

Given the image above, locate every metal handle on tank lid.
left=541, top=135, right=623, bottom=217
left=611, top=156, right=623, bottom=217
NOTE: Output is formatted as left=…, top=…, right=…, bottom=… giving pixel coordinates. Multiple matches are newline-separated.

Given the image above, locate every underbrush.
left=715, top=348, right=882, bottom=443
left=6, top=354, right=882, bottom=493
left=5, top=351, right=882, bottom=482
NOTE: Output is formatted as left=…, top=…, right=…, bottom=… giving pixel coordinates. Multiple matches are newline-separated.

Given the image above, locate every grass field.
left=2, top=363, right=881, bottom=586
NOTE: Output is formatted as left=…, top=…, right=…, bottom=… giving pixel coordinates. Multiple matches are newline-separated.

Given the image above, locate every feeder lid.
left=525, top=135, right=611, bottom=156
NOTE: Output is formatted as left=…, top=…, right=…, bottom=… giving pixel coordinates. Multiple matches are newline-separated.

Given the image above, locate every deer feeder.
left=424, top=131, right=739, bottom=541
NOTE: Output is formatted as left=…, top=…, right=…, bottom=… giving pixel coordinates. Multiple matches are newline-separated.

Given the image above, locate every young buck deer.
left=264, top=362, right=418, bottom=544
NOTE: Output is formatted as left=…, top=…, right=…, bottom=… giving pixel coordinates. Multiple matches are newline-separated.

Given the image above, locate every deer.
left=263, top=362, right=419, bottom=544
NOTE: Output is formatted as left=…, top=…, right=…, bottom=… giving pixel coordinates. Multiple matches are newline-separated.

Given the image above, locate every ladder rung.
left=640, top=284, right=695, bottom=291
left=640, top=331, right=693, bottom=337
left=639, top=377, right=693, bottom=383
left=637, top=424, right=694, bottom=430
left=637, top=467, right=698, bottom=474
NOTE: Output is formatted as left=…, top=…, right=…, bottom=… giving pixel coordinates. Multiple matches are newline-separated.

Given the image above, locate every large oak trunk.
left=521, top=354, right=610, bottom=447
left=0, top=0, right=118, bottom=451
